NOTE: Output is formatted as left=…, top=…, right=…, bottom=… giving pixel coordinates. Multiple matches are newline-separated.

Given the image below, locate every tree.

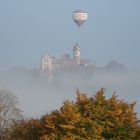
left=8, top=88, right=140, bottom=140
left=8, top=119, right=41, bottom=140
left=0, top=89, right=22, bottom=139
left=39, top=89, right=140, bottom=139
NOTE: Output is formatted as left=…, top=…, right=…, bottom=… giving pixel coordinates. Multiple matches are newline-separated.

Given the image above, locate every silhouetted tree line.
left=1, top=88, right=140, bottom=140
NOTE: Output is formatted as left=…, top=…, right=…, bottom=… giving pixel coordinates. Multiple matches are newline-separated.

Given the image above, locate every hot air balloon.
left=72, top=10, right=88, bottom=27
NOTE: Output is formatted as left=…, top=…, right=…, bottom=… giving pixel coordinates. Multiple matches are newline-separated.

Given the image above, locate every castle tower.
left=73, top=44, right=80, bottom=64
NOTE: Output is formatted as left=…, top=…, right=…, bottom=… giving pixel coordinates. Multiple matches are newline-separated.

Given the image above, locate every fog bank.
left=0, top=65, right=139, bottom=118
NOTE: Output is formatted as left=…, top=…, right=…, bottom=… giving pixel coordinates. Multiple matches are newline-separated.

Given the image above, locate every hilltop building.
left=40, top=44, right=95, bottom=84
left=41, top=44, right=91, bottom=73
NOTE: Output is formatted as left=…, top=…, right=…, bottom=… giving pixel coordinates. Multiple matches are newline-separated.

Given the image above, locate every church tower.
left=73, top=44, right=80, bottom=64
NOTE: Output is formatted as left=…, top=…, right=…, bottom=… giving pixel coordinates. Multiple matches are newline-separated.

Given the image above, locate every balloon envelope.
left=72, top=10, right=88, bottom=27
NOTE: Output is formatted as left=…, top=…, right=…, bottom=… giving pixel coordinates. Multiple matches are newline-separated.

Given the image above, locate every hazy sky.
left=0, top=0, right=140, bottom=70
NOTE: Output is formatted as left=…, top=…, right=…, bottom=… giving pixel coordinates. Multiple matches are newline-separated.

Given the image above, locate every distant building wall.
left=41, top=54, right=52, bottom=71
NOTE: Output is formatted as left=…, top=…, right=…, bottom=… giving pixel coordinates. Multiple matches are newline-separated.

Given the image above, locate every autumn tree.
left=8, top=88, right=140, bottom=140
left=134, top=120, right=140, bottom=140
left=7, top=119, right=41, bottom=140
left=0, top=89, right=22, bottom=139
left=39, top=89, right=139, bottom=139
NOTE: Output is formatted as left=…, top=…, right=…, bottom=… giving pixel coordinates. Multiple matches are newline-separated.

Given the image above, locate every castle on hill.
left=40, top=44, right=95, bottom=84
left=40, top=44, right=94, bottom=73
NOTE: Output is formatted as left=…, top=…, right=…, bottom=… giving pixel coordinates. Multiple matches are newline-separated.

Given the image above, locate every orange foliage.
left=6, top=88, right=140, bottom=140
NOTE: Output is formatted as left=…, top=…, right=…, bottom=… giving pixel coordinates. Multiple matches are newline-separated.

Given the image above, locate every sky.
left=0, top=0, right=140, bottom=70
